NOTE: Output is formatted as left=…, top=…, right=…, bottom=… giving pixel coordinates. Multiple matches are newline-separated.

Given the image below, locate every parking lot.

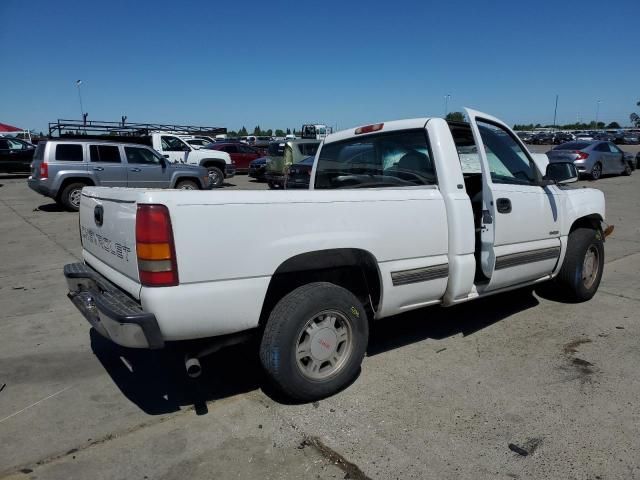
left=1, top=148, right=639, bottom=479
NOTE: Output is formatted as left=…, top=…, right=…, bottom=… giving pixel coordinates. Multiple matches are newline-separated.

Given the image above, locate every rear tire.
left=206, top=166, right=224, bottom=188
left=60, top=182, right=86, bottom=212
left=175, top=179, right=199, bottom=190
left=259, top=282, right=369, bottom=402
left=590, top=162, right=602, bottom=180
left=267, top=180, right=278, bottom=189
left=555, top=227, right=604, bottom=302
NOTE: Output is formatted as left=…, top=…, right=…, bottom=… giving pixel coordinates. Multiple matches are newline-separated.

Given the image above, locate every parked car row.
left=517, top=130, right=640, bottom=145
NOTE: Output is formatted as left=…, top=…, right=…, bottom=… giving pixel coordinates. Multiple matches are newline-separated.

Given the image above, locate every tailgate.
left=79, top=189, right=139, bottom=283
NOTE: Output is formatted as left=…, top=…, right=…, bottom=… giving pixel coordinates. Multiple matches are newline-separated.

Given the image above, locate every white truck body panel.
left=74, top=110, right=606, bottom=342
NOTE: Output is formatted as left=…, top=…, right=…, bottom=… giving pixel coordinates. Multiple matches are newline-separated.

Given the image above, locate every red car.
left=204, top=143, right=261, bottom=172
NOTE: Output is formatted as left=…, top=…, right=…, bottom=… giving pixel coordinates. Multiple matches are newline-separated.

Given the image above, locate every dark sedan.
left=284, top=156, right=314, bottom=189
left=248, top=156, right=269, bottom=180
left=0, top=137, right=35, bottom=173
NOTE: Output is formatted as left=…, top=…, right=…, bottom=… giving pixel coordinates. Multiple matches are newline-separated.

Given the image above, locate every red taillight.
left=136, top=204, right=178, bottom=287
left=576, top=151, right=589, bottom=160
left=355, top=123, right=384, bottom=135
left=39, top=162, right=48, bottom=179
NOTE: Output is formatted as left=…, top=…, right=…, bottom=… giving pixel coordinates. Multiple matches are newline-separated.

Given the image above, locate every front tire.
left=175, top=179, right=199, bottom=190
left=206, top=166, right=224, bottom=188
left=622, top=163, right=632, bottom=176
left=259, top=282, right=369, bottom=402
left=555, top=227, right=604, bottom=302
left=60, top=182, right=85, bottom=212
left=590, top=162, right=602, bottom=180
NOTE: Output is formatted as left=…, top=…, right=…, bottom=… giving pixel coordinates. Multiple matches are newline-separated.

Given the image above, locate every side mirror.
left=545, top=162, right=578, bottom=184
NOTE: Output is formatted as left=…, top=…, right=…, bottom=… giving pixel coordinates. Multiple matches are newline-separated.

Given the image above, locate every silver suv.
left=28, top=139, right=212, bottom=211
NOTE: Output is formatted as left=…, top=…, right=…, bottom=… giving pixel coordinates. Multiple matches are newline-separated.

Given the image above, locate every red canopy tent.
left=0, top=122, right=23, bottom=133
left=0, top=122, right=31, bottom=142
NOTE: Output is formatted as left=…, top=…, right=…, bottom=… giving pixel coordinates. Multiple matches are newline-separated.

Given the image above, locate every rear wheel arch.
left=174, top=176, right=201, bottom=189
left=259, top=248, right=382, bottom=326
left=56, top=177, right=94, bottom=199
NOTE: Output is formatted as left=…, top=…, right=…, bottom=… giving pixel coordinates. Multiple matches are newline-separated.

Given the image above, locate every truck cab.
left=148, top=133, right=234, bottom=187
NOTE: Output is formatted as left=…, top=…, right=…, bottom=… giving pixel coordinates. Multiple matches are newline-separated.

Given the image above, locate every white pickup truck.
left=142, top=132, right=234, bottom=187
left=64, top=109, right=608, bottom=401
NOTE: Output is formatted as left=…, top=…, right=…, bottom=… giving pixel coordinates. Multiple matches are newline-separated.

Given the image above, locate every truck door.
left=465, top=108, right=561, bottom=292
left=159, top=135, right=189, bottom=164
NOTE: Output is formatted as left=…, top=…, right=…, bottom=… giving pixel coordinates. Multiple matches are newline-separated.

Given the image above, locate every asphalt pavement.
left=0, top=150, right=639, bottom=479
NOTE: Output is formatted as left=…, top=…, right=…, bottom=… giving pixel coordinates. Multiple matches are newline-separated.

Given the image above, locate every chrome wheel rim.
left=69, top=188, right=82, bottom=208
left=592, top=164, right=601, bottom=179
left=179, top=183, right=195, bottom=190
left=582, top=245, right=599, bottom=289
left=208, top=169, right=221, bottom=185
left=295, top=309, right=353, bottom=380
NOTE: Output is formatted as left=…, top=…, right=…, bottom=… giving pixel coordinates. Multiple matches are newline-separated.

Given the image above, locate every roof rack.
left=48, top=119, right=226, bottom=138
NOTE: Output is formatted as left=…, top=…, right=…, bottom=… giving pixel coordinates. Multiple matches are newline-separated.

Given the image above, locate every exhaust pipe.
left=185, top=356, right=202, bottom=378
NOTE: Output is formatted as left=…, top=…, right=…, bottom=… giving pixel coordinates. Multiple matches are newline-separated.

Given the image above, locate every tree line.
left=228, top=126, right=297, bottom=137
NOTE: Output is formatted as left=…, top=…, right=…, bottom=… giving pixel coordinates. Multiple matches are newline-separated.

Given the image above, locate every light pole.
left=444, top=94, right=451, bottom=117
left=553, top=94, right=558, bottom=130
left=76, top=80, right=84, bottom=117
left=595, top=100, right=601, bottom=130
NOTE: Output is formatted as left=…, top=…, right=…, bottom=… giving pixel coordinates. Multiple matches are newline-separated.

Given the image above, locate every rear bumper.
left=248, top=166, right=266, bottom=178
left=64, top=263, right=164, bottom=349
left=265, top=172, right=284, bottom=184
left=27, top=178, right=54, bottom=197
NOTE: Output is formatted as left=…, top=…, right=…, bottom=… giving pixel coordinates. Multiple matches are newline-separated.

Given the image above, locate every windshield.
left=314, top=129, right=436, bottom=189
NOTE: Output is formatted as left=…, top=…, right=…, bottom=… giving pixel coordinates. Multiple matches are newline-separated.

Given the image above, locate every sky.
left=1, top=0, right=639, bottom=134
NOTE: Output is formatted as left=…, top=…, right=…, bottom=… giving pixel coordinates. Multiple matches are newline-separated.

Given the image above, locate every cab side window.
left=55, top=144, right=84, bottom=162
left=161, top=136, right=188, bottom=152
left=315, top=129, right=436, bottom=189
left=89, top=145, right=121, bottom=163
left=476, top=121, right=539, bottom=185
left=125, top=147, right=162, bottom=165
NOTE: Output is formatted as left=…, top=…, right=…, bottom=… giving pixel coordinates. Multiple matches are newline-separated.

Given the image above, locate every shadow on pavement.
left=91, top=288, right=540, bottom=412
left=90, top=329, right=261, bottom=415
left=367, top=287, right=538, bottom=356
left=35, top=202, right=66, bottom=212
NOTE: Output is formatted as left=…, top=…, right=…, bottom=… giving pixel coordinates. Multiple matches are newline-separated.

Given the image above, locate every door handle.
left=93, top=166, right=104, bottom=171
left=496, top=198, right=512, bottom=214
left=163, top=155, right=170, bottom=158
left=129, top=168, right=141, bottom=172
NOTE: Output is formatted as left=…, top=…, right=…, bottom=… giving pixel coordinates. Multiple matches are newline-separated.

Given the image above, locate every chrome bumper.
left=64, top=263, right=164, bottom=349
